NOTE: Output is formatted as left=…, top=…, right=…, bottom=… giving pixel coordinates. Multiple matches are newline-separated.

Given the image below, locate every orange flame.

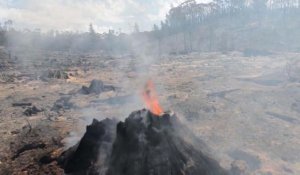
left=142, top=80, right=163, bottom=116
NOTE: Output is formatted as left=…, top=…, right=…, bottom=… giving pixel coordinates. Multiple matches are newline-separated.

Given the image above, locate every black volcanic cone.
left=59, top=109, right=229, bottom=175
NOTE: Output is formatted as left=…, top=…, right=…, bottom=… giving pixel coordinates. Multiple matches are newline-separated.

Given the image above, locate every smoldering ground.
left=1, top=0, right=300, bottom=174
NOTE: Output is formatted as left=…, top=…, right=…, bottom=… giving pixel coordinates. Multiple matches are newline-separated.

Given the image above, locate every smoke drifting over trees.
left=1, top=0, right=300, bottom=54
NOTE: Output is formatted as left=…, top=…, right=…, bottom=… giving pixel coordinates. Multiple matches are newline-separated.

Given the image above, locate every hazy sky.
left=0, top=0, right=211, bottom=33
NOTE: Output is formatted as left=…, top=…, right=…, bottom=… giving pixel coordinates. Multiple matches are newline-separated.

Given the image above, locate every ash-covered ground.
left=0, top=48, right=299, bottom=174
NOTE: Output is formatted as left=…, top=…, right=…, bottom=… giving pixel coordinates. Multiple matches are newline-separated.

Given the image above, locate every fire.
left=142, top=80, right=163, bottom=116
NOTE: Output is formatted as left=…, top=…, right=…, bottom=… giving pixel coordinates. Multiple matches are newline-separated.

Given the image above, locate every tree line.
left=1, top=0, right=300, bottom=54
left=154, top=0, right=300, bottom=53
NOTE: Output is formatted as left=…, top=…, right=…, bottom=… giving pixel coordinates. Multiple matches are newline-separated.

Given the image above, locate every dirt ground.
left=0, top=48, right=299, bottom=174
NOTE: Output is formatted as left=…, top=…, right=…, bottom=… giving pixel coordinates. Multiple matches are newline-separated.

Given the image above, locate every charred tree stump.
left=107, top=110, right=228, bottom=175
left=80, top=79, right=115, bottom=95
left=59, top=118, right=117, bottom=175
left=59, top=109, right=230, bottom=175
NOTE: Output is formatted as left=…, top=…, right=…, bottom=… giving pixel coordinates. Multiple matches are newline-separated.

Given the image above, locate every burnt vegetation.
left=1, top=0, right=300, bottom=54
left=1, top=0, right=300, bottom=175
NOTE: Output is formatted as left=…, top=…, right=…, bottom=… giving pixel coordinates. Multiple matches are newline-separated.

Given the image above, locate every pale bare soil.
left=0, top=49, right=299, bottom=174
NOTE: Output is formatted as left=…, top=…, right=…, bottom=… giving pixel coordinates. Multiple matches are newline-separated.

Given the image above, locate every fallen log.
left=12, top=142, right=46, bottom=160
left=12, top=102, right=32, bottom=107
